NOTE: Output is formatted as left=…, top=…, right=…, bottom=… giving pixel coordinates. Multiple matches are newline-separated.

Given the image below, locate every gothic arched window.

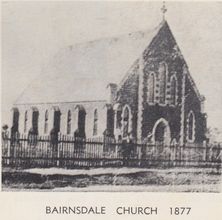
left=147, top=73, right=155, bottom=103
left=187, top=111, right=195, bottom=142
left=44, top=110, right=48, bottom=134
left=93, top=109, right=98, bottom=136
left=53, top=108, right=61, bottom=133
left=67, top=110, right=71, bottom=135
left=122, top=106, right=130, bottom=138
left=170, top=76, right=177, bottom=105
left=32, top=109, right=39, bottom=135
left=24, top=111, right=28, bottom=133
left=159, top=62, right=167, bottom=104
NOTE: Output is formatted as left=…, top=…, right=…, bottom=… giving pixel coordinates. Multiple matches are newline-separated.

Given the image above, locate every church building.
left=10, top=17, right=207, bottom=145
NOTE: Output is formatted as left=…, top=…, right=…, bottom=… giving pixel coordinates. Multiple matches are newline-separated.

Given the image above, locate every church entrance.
left=152, top=118, right=171, bottom=145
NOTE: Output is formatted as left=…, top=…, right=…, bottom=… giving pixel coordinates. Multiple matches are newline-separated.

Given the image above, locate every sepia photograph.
left=1, top=1, right=222, bottom=192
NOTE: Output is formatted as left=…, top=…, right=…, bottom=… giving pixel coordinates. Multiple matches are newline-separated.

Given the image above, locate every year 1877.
left=170, top=207, right=191, bottom=215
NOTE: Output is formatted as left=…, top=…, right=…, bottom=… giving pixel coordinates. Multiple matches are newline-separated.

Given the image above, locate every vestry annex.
left=10, top=19, right=207, bottom=145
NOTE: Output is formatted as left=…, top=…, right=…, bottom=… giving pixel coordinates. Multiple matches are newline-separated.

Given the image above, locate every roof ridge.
left=62, top=22, right=164, bottom=52
left=15, top=21, right=166, bottom=105
left=117, top=21, right=166, bottom=88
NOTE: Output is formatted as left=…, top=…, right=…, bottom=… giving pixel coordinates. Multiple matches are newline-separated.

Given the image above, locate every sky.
left=1, top=1, right=222, bottom=139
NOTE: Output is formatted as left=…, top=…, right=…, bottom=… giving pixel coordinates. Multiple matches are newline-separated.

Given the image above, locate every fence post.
left=115, top=142, right=118, bottom=158
left=137, top=145, right=142, bottom=166
left=56, top=133, right=61, bottom=167
left=9, top=132, right=17, bottom=166
left=6, top=137, right=11, bottom=165
left=57, top=146, right=60, bottom=167
left=171, top=144, right=176, bottom=167
left=203, top=142, right=207, bottom=162
left=179, top=145, right=182, bottom=167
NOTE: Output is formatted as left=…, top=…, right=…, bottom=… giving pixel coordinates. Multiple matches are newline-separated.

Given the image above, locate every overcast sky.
left=1, top=1, right=222, bottom=136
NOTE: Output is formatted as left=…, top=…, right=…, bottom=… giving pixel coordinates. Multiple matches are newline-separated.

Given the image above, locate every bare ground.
left=2, top=167, right=222, bottom=192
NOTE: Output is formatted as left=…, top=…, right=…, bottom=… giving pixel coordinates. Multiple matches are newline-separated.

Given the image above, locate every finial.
left=161, top=1, right=167, bottom=21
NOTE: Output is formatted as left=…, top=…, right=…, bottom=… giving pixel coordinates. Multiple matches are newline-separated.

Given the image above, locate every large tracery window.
left=159, top=62, right=167, bottom=104
left=67, top=110, right=72, bottom=135
left=187, top=111, right=195, bottom=142
left=93, top=109, right=98, bottom=136
left=170, top=76, right=177, bottom=105
left=147, top=73, right=155, bottom=103
left=122, top=106, right=130, bottom=138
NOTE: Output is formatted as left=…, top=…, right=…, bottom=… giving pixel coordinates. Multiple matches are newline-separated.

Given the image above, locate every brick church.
left=10, top=19, right=207, bottom=145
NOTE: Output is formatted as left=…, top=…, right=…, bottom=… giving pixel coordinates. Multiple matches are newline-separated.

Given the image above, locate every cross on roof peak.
left=161, top=1, right=167, bottom=21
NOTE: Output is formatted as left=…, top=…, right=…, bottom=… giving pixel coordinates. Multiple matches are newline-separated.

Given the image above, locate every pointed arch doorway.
left=152, top=118, right=171, bottom=145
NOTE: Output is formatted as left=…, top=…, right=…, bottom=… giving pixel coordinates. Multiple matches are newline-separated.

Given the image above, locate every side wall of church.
left=12, top=101, right=107, bottom=138
left=184, top=76, right=206, bottom=143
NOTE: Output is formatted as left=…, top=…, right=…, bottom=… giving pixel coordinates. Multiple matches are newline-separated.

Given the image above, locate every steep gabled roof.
left=15, top=22, right=163, bottom=104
